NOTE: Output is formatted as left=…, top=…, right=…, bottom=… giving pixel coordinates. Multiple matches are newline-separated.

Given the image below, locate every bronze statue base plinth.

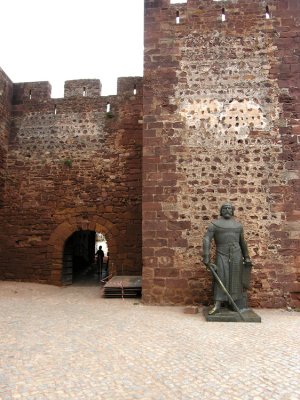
left=203, top=307, right=261, bottom=323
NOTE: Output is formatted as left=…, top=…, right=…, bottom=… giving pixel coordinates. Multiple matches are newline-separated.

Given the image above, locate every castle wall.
left=0, top=0, right=299, bottom=307
left=0, top=75, right=143, bottom=284
left=0, top=68, right=13, bottom=207
left=142, top=0, right=300, bottom=307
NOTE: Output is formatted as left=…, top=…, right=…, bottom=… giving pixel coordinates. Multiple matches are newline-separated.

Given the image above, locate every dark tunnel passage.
left=62, top=230, right=109, bottom=285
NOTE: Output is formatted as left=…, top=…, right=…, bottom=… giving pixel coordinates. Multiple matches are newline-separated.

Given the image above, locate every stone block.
left=184, top=306, right=198, bottom=314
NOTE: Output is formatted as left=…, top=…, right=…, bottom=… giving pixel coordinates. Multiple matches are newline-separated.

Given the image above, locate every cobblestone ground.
left=0, top=282, right=299, bottom=400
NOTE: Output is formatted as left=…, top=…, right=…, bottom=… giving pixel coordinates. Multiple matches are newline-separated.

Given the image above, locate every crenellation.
left=13, top=81, right=52, bottom=104
left=117, top=77, right=143, bottom=97
left=64, top=79, right=102, bottom=98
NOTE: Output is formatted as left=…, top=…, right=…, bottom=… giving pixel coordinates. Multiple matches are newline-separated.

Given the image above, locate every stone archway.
left=47, top=215, right=119, bottom=285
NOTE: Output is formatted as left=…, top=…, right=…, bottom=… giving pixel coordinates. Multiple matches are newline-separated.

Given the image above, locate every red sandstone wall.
left=142, top=0, right=300, bottom=307
left=274, top=0, right=300, bottom=308
left=0, top=68, right=13, bottom=207
left=0, top=76, right=143, bottom=284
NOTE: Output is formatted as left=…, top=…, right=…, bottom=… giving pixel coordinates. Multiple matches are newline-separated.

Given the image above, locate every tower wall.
left=142, top=0, right=300, bottom=307
left=0, top=68, right=13, bottom=207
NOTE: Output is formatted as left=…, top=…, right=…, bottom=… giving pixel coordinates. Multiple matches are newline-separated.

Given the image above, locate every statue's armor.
left=203, top=218, right=249, bottom=302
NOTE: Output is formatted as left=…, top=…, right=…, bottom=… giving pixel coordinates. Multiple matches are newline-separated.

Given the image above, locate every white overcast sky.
left=0, top=0, right=144, bottom=98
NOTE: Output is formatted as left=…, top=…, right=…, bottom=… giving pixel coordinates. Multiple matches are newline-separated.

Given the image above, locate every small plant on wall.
left=63, top=159, right=73, bottom=168
left=106, top=111, right=114, bottom=119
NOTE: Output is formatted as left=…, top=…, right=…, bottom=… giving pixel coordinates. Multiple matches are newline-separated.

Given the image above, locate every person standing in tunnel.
left=95, top=245, right=104, bottom=279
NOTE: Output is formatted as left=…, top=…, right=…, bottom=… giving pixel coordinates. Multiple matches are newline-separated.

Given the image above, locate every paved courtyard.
left=0, top=281, right=299, bottom=400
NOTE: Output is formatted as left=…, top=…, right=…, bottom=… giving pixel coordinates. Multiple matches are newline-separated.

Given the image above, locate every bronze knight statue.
left=203, top=203, right=253, bottom=317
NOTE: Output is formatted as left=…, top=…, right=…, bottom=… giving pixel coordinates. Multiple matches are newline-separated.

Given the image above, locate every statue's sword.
left=207, top=263, right=246, bottom=322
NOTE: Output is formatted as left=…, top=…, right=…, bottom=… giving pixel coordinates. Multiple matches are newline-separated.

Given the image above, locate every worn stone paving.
left=0, top=282, right=299, bottom=400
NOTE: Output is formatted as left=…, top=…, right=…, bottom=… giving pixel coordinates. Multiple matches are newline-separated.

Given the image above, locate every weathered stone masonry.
left=0, top=0, right=299, bottom=308
left=0, top=71, right=143, bottom=283
left=142, top=0, right=300, bottom=307
left=0, top=69, right=12, bottom=208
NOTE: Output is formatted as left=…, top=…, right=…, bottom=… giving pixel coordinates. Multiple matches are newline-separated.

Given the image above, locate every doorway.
left=62, top=230, right=109, bottom=285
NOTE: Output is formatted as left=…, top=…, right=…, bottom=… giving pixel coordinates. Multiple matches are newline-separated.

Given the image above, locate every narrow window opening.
left=133, top=84, right=137, bottom=95
left=29, top=89, right=32, bottom=100
left=176, top=10, right=180, bottom=24
left=265, top=6, right=270, bottom=19
left=54, top=104, right=57, bottom=115
left=222, top=8, right=226, bottom=22
left=83, top=87, right=86, bottom=97
left=106, top=102, right=111, bottom=113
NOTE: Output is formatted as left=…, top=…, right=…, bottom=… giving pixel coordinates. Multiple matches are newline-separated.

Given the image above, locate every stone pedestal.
left=203, top=307, right=261, bottom=323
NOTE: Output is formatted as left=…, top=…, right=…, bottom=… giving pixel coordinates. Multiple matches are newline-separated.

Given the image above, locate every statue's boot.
left=208, top=301, right=221, bottom=315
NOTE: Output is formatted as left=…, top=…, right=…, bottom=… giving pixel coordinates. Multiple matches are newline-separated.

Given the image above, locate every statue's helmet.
left=220, top=202, right=235, bottom=216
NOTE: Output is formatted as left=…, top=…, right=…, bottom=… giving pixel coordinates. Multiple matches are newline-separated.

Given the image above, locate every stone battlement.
left=11, top=76, right=143, bottom=104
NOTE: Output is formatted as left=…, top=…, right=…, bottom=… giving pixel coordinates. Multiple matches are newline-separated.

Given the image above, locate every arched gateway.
left=47, top=215, right=118, bottom=285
